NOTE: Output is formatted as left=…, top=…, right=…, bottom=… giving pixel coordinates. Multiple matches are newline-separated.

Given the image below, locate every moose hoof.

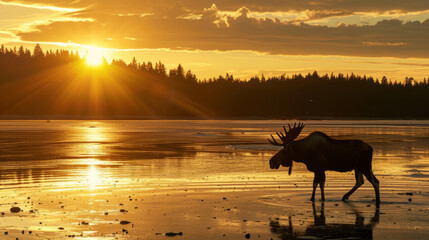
left=342, top=196, right=349, bottom=201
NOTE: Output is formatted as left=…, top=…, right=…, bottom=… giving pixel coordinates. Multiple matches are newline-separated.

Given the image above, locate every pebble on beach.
left=10, top=207, right=21, bottom=213
left=165, top=232, right=183, bottom=237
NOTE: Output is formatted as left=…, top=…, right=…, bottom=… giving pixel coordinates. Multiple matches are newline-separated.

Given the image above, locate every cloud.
left=303, top=10, right=353, bottom=21
left=15, top=4, right=429, bottom=58
left=361, top=41, right=407, bottom=46
left=2, top=1, right=429, bottom=58
left=0, top=0, right=79, bottom=12
left=2, top=0, right=429, bottom=13
left=391, top=62, right=429, bottom=67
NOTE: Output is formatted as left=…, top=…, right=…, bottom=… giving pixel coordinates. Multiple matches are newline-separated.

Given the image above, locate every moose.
left=268, top=122, right=380, bottom=205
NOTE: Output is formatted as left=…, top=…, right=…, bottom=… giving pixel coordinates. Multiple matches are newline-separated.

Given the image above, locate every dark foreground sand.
left=0, top=120, right=429, bottom=239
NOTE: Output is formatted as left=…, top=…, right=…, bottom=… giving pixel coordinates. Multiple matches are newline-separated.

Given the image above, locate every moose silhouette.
left=268, top=123, right=380, bottom=206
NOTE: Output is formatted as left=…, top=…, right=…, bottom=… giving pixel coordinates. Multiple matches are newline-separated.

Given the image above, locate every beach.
left=0, top=120, right=428, bottom=239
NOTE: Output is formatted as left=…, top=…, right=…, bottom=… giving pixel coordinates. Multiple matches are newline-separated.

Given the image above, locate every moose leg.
left=319, top=172, right=326, bottom=201
left=342, top=170, right=364, bottom=201
left=320, top=182, right=325, bottom=201
left=311, top=172, right=325, bottom=201
left=363, top=170, right=380, bottom=206
left=311, top=181, right=318, bottom=202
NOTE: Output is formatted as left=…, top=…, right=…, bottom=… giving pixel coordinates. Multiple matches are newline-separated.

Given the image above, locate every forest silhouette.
left=1, top=44, right=429, bottom=119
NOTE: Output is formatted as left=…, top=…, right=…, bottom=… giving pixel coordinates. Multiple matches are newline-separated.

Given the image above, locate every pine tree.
left=33, top=44, right=44, bottom=58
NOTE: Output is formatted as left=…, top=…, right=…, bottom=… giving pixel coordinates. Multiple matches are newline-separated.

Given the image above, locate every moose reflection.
left=268, top=123, right=380, bottom=205
left=270, top=203, right=380, bottom=240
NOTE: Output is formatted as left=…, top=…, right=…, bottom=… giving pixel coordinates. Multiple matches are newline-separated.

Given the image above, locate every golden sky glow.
left=1, top=0, right=429, bottom=80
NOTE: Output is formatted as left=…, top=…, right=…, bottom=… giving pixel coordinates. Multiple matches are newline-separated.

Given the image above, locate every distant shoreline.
left=1, top=115, right=429, bottom=121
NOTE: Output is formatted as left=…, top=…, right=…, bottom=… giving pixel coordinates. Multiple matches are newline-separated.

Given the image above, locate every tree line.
left=1, top=44, right=429, bottom=118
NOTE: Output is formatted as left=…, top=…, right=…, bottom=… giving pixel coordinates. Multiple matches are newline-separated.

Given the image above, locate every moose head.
left=268, top=122, right=305, bottom=174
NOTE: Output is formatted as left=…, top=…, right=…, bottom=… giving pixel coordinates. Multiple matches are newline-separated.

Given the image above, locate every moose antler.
left=268, top=122, right=305, bottom=146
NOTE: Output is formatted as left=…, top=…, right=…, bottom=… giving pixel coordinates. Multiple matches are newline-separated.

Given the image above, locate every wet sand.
left=0, top=120, right=429, bottom=239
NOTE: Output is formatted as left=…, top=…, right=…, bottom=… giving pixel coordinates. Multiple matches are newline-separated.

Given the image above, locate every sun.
left=85, top=46, right=105, bottom=66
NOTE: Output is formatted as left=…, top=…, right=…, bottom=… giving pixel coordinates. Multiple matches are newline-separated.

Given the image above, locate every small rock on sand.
left=165, top=232, right=183, bottom=237
left=120, top=221, right=131, bottom=225
left=245, top=233, right=251, bottom=239
left=10, top=207, right=21, bottom=213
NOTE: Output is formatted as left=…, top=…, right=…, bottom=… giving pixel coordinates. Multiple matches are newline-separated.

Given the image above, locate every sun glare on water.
left=85, top=46, right=105, bottom=66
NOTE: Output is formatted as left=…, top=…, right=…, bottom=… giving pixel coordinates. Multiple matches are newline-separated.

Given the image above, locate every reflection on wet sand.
left=75, top=124, right=109, bottom=161
left=0, top=122, right=202, bottom=190
left=87, top=165, right=100, bottom=190
left=270, top=203, right=380, bottom=240
left=0, top=120, right=429, bottom=239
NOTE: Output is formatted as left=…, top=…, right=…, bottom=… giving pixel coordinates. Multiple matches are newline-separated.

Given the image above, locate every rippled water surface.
left=0, top=120, right=428, bottom=239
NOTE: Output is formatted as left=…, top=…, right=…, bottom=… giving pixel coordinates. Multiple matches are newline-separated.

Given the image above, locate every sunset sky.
left=1, top=0, right=429, bottom=80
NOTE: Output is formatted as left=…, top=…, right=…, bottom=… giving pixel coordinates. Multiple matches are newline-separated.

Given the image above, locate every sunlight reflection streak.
left=87, top=165, right=99, bottom=191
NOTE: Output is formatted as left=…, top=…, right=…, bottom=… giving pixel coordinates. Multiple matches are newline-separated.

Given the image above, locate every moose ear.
left=288, top=161, right=293, bottom=175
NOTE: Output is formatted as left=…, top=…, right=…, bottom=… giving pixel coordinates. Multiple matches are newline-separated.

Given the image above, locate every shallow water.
left=0, top=120, right=429, bottom=239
